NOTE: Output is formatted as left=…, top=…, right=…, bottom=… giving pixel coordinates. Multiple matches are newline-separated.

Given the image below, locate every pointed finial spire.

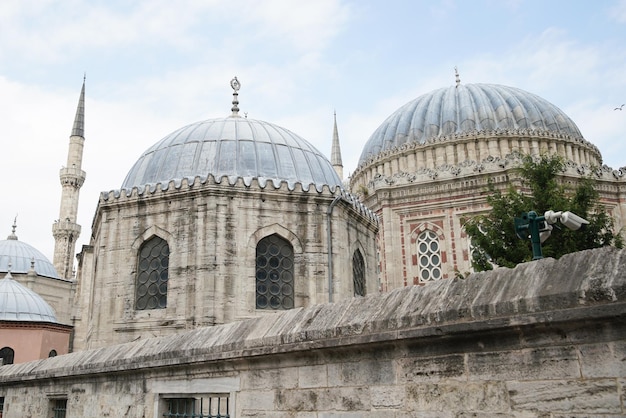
left=230, top=76, right=241, bottom=117
left=455, top=66, right=461, bottom=87
left=71, top=77, right=86, bottom=137
left=7, top=215, right=17, bottom=240
left=2, top=261, right=14, bottom=280
left=331, top=110, right=344, bottom=179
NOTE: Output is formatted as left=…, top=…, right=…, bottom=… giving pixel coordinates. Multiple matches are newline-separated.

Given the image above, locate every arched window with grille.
left=255, top=234, right=294, bottom=310
left=352, top=249, right=366, bottom=296
left=136, top=236, right=169, bottom=310
left=417, top=230, right=442, bottom=282
left=0, top=347, right=14, bottom=365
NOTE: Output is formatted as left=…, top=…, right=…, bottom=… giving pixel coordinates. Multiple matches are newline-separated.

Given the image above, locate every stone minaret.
left=331, top=111, right=343, bottom=180
left=52, top=79, right=86, bottom=280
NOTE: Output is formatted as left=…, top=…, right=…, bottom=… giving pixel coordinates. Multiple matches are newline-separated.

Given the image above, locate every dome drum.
left=352, top=132, right=600, bottom=192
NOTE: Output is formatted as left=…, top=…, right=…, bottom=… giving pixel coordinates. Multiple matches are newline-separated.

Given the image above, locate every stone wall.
left=73, top=178, right=378, bottom=350
left=351, top=146, right=626, bottom=287
left=1, top=247, right=625, bottom=417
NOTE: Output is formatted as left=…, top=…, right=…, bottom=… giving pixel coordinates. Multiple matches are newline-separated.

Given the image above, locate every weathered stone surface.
left=369, top=384, right=405, bottom=409
left=275, top=387, right=371, bottom=412
left=508, top=379, right=621, bottom=413
left=468, top=346, right=581, bottom=381
left=237, top=389, right=276, bottom=411
left=298, top=364, right=328, bottom=388
left=405, top=381, right=510, bottom=413
left=4, top=247, right=623, bottom=383
left=74, top=181, right=380, bottom=350
left=579, top=341, right=626, bottom=378
left=240, top=367, right=298, bottom=390
left=398, top=354, right=466, bottom=382
left=327, top=358, right=395, bottom=386
left=0, top=247, right=625, bottom=416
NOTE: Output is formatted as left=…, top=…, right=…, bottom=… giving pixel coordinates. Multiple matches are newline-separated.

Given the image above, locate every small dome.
left=0, top=271, right=58, bottom=322
left=122, top=117, right=342, bottom=191
left=0, top=238, right=59, bottom=280
left=359, top=83, right=584, bottom=165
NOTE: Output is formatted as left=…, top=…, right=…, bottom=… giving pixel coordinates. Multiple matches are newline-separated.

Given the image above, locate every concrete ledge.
left=1, top=246, right=624, bottom=383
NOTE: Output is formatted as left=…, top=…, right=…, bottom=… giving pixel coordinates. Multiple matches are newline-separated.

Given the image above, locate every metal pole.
left=527, top=211, right=544, bottom=260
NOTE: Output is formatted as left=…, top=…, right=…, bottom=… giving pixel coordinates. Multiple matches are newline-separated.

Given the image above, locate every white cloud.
left=609, top=0, right=626, bottom=23
left=0, top=0, right=350, bottom=67
left=239, top=0, right=351, bottom=52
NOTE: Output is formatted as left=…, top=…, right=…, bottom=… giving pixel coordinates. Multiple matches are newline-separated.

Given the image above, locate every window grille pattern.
left=0, top=347, right=14, bottom=366
left=255, top=234, right=294, bottom=310
left=417, top=230, right=442, bottom=282
left=52, top=399, right=67, bottom=418
left=352, top=249, right=366, bottom=296
left=164, top=396, right=229, bottom=418
left=136, top=236, right=169, bottom=310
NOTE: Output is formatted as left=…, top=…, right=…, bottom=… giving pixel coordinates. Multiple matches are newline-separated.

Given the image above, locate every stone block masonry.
left=1, top=246, right=625, bottom=416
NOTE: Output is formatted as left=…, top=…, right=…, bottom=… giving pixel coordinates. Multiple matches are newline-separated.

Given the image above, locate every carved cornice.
left=353, top=128, right=601, bottom=179
left=99, top=174, right=379, bottom=226
left=363, top=151, right=626, bottom=190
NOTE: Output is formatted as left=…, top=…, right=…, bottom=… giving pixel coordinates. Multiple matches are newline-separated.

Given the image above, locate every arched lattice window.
left=256, top=234, right=294, bottom=310
left=136, top=236, right=169, bottom=310
left=48, top=349, right=58, bottom=358
left=417, top=230, right=442, bottom=282
left=0, top=347, right=14, bottom=365
left=353, top=249, right=366, bottom=296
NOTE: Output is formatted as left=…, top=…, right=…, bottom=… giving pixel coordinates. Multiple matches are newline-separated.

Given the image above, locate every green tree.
left=465, top=154, right=623, bottom=271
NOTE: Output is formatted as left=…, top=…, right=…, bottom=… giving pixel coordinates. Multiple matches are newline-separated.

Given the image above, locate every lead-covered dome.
left=122, top=116, right=342, bottom=191
left=0, top=233, right=59, bottom=280
left=0, top=272, right=58, bottom=322
left=359, top=83, right=585, bottom=165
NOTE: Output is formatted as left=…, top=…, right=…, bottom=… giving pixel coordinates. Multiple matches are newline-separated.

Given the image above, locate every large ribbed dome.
left=359, top=83, right=584, bottom=165
left=0, top=272, right=58, bottom=322
left=0, top=236, right=59, bottom=279
left=122, top=116, right=342, bottom=191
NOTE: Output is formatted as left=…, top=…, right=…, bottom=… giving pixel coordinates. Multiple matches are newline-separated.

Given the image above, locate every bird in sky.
left=615, top=104, right=625, bottom=111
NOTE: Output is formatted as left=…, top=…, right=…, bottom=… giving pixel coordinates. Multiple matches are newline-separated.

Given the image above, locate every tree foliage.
left=465, top=154, right=623, bottom=271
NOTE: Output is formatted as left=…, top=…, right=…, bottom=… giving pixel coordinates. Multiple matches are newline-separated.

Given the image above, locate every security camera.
left=544, top=210, right=561, bottom=225
left=539, top=223, right=553, bottom=243
left=560, top=211, right=589, bottom=231
left=544, top=210, right=589, bottom=231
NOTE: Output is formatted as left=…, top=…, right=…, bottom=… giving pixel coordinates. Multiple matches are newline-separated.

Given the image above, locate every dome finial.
left=230, top=76, right=241, bottom=117
left=7, top=215, right=18, bottom=240
left=455, top=66, right=461, bottom=87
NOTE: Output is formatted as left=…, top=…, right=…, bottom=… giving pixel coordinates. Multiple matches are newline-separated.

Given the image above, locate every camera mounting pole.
left=514, top=211, right=546, bottom=260
left=514, top=210, right=589, bottom=261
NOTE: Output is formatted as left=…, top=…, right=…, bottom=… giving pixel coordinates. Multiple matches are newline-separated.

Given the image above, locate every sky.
left=1, top=0, right=626, bottom=267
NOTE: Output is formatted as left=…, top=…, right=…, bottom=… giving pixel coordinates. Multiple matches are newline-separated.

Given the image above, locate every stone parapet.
left=2, top=246, right=624, bottom=381
left=1, top=247, right=624, bottom=416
